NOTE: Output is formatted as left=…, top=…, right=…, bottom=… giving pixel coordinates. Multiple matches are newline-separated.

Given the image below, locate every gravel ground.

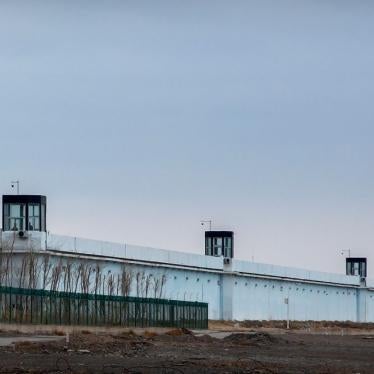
left=0, top=328, right=373, bottom=373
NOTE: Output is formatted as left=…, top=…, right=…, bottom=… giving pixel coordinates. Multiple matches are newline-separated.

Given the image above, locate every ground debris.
left=77, top=349, right=91, bottom=354
left=237, top=319, right=374, bottom=331
left=2, top=332, right=153, bottom=357
left=165, top=327, right=193, bottom=336
left=1, top=329, right=374, bottom=373
left=223, top=332, right=278, bottom=345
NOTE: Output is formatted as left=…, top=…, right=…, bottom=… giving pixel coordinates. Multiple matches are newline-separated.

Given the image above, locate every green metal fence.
left=0, top=286, right=208, bottom=329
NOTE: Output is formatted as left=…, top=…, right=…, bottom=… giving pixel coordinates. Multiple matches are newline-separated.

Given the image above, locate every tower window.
left=224, top=237, right=232, bottom=258
left=213, top=238, right=222, bottom=256
left=205, top=237, right=212, bottom=256
left=28, top=204, right=40, bottom=231
left=4, top=204, right=26, bottom=231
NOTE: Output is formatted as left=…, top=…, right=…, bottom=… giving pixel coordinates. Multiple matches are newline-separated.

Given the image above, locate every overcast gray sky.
left=1, top=1, right=373, bottom=276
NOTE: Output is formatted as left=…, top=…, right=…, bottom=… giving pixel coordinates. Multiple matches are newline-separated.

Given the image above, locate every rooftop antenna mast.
left=341, top=249, right=351, bottom=258
left=11, top=180, right=20, bottom=195
left=200, top=219, right=212, bottom=231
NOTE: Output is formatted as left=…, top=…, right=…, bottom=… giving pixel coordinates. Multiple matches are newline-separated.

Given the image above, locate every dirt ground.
left=0, top=324, right=374, bottom=373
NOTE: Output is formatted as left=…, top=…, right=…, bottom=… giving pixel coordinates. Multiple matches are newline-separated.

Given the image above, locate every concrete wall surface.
left=47, top=233, right=223, bottom=271
left=231, top=259, right=360, bottom=286
left=366, top=278, right=374, bottom=289
left=357, top=289, right=374, bottom=322
left=231, top=277, right=358, bottom=321
left=1, top=230, right=46, bottom=251
left=1, top=230, right=374, bottom=322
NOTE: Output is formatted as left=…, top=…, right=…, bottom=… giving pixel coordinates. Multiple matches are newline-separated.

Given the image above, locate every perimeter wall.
left=1, top=231, right=374, bottom=322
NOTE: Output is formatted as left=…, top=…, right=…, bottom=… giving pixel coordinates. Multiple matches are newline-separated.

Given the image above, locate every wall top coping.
left=41, top=233, right=361, bottom=286
left=0, top=230, right=360, bottom=286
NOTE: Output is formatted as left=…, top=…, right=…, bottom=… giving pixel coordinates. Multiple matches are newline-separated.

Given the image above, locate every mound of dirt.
left=7, top=332, right=152, bottom=356
left=165, top=328, right=193, bottom=336
left=223, top=332, right=278, bottom=345
left=196, top=334, right=218, bottom=344
left=153, top=328, right=197, bottom=343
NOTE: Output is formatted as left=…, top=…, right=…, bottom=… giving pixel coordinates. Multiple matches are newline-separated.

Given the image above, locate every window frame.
left=224, top=237, right=232, bottom=258
left=4, top=203, right=26, bottom=231
left=28, top=203, right=41, bottom=231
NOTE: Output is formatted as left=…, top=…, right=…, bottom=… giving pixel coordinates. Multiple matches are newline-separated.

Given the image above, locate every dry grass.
left=144, top=330, right=158, bottom=338
left=165, top=328, right=193, bottom=336
left=209, top=319, right=374, bottom=332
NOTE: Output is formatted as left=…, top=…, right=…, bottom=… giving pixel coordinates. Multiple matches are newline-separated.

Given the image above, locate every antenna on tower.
left=341, top=249, right=351, bottom=258
left=11, top=180, right=20, bottom=195
left=200, top=219, right=212, bottom=231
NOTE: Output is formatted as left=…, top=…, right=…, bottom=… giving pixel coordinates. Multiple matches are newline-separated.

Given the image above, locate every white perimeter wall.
left=230, top=277, right=358, bottom=321
left=2, top=231, right=374, bottom=322
left=358, top=289, right=374, bottom=323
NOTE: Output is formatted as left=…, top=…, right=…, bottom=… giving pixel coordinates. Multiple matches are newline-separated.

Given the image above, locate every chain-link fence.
left=0, top=286, right=208, bottom=329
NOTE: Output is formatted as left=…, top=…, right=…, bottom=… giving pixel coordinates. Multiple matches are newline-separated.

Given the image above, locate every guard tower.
left=205, top=231, right=234, bottom=258
left=1, top=195, right=47, bottom=251
left=346, top=257, right=367, bottom=279
left=2, top=195, right=46, bottom=232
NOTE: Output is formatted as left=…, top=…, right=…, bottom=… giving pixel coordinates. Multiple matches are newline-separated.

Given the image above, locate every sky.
left=1, top=1, right=373, bottom=277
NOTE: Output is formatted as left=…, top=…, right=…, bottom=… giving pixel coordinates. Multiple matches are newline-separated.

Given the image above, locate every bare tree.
left=116, top=274, right=120, bottom=296
left=107, top=271, right=115, bottom=296
left=17, top=256, right=28, bottom=289
left=2, top=236, right=16, bottom=287
left=136, top=271, right=145, bottom=297
left=62, top=261, right=73, bottom=293
left=27, top=250, right=39, bottom=290
left=50, top=259, right=63, bottom=291
left=120, top=266, right=133, bottom=297
left=79, top=263, right=92, bottom=294
left=41, top=254, right=52, bottom=290
left=159, top=274, right=167, bottom=299
left=151, top=273, right=167, bottom=299
left=93, top=263, right=102, bottom=295
left=144, top=273, right=152, bottom=298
